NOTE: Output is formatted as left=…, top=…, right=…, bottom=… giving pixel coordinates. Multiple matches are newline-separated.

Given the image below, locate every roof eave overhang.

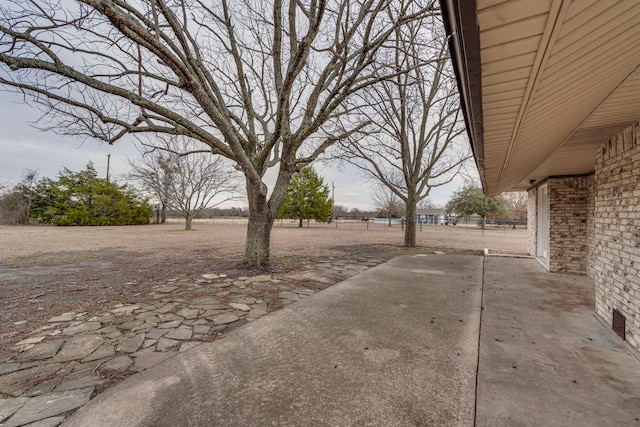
left=439, top=0, right=486, bottom=191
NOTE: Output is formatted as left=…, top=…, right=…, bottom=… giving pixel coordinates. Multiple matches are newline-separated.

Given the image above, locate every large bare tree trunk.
left=245, top=181, right=275, bottom=265
left=185, top=213, right=193, bottom=230
left=244, top=168, right=293, bottom=264
left=404, top=193, right=417, bottom=247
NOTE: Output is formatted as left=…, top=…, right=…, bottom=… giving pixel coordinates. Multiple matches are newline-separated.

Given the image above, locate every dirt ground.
left=0, top=220, right=527, bottom=358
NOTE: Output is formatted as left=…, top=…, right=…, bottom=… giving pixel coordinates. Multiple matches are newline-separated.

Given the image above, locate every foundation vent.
left=612, top=309, right=626, bottom=340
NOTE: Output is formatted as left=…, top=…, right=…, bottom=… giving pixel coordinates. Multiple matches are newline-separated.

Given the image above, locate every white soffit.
left=477, top=0, right=640, bottom=193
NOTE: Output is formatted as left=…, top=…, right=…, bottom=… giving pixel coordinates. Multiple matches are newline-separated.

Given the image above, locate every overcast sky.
left=0, top=90, right=471, bottom=211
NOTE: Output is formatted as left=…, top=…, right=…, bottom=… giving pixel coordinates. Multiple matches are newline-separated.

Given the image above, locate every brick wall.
left=586, top=177, right=596, bottom=279
left=592, top=121, right=640, bottom=352
left=527, top=188, right=537, bottom=257
left=547, top=176, right=593, bottom=274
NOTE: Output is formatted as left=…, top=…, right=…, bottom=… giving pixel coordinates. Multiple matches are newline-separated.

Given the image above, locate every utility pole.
left=106, top=154, right=111, bottom=182
left=332, top=181, right=336, bottom=228
left=332, top=181, right=335, bottom=204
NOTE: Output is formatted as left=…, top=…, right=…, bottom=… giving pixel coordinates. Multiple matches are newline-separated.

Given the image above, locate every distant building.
left=416, top=207, right=445, bottom=225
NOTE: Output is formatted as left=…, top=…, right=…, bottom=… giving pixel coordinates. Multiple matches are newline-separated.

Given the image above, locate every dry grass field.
left=0, top=219, right=527, bottom=260
left=0, top=220, right=527, bottom=356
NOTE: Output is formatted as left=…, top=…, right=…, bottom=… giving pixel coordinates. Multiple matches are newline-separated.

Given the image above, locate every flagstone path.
left=0, top=257, right=381, bottom=427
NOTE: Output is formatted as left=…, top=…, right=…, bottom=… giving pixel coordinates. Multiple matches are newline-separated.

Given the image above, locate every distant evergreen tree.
left=277, top=167, right=333, bottom=227
left=31, top=162, right=151, bottom=226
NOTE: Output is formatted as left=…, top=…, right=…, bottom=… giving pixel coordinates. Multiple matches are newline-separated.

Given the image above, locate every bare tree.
left=373, top=184, right=404, bottom=226
left=502, top=191, right=527, bottom=223
left=335, top=12, right=468, bottom=246
left=333, top=204, right=350, bottom=218
left=0, top=181, right=12, bottom=224
left=0, top=169, right=39, bottom=224
left=0, top=0, right=435, bottom=264
left=416, top=198, right=433, bottom=210
left=128, top=138, right=239, bottom=230
left=128, top=144, right=173, bottom=225
left=21, top=168, right=39, bottom=224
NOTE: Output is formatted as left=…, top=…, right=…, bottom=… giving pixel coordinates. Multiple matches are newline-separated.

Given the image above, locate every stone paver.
left=211, top=313, right=239, bottom=325
left=0, top=258, right=377, bottom=426
left=156, top=337, right=180, bottom=352
left=63, top=322, right=102, bottom=336
left=175, top=308, right=200, bottom=319
left=99, top=356, right=133, bottom=372
left=163, top=327, right=192, bottom=341
left=47, top=314, right=75, bottom=323
left=0, top=397, right=30, bottom=423
left=246, top=274, right=272, bottom=283
left=115, top=334, right=145, bottom=354
left=142, top=339, right=157, bottom=349
left=0, top=363, right=27, bottom=376
left=15, top=339, right=64, bottom=361
left=279, top=291, right=300, bottom=301
left=3, top=388, right=93, bottom=427
left=116, top=320, right=144, bottom=331
left=229, top=303, right=251, bottom=311
left=158, top=320, right=182, bottom=329
left=54, top=376, right=105, bottom=393
left=53, top=335, right=104, bottom=362
left=82, top=344, right=115, bottom=362
left=110, top=305, right=139, bottom=315
left=13, top=336, right=45, bottom=348
left=192, top=325, right=210, bottom=335
left=0, top=363, right=65, bottom=397
left=23, top=415, right=65, bottom=427
left=145, top=328, right=169, bottom=340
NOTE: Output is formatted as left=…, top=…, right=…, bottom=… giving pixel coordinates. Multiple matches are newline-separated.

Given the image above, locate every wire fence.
left=165, top=216, right=527, bottom=236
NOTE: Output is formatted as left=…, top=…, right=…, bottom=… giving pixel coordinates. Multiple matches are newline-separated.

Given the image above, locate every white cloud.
left=0, top=95, right=138, bottom=182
